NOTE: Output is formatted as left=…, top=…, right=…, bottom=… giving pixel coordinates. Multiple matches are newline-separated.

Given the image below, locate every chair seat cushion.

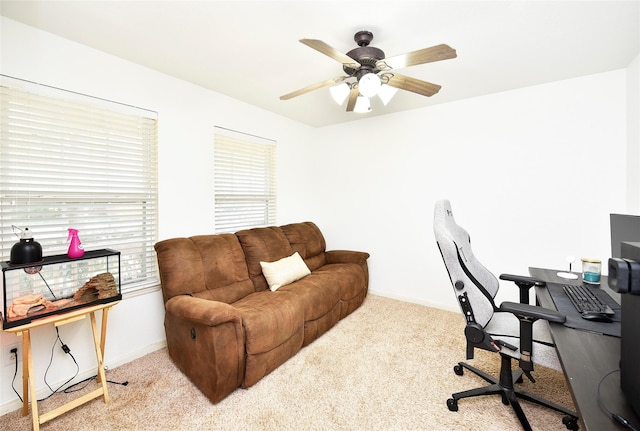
left=486, top=311, right=561, bottom=371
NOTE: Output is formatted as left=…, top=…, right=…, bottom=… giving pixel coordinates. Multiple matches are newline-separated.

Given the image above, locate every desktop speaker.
left=608, top=256, right=640, bottom=295
left=625, top=258, right=640, bottom=295
left=608, top=258, right=630, bottom=293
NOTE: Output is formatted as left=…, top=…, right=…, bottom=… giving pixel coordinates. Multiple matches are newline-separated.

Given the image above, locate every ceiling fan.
left=280, top=30, right=457, bottom=112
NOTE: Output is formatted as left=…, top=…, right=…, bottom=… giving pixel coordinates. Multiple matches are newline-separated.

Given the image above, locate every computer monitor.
left=610, top=214, right=640, bottom=258
left=619, top=241, right=640, bottom=418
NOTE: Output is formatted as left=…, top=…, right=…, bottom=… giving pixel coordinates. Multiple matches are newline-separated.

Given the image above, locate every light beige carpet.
left=0, top=294, right=575, bottom=430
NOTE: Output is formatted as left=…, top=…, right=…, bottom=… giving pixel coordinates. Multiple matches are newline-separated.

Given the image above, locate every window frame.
left=0, top=75, right=159, bottom=298
left=213, top=126, right=277, bottom=233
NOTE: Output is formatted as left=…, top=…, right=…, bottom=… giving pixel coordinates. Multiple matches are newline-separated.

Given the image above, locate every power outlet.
left=5, top=344, right=20, bottom=366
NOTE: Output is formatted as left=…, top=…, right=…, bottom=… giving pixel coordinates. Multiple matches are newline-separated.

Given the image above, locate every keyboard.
left=562, top=284, right=615, bottom=316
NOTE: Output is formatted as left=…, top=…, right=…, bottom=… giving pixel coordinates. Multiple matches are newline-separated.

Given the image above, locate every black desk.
left=529, top=268, right=639, bottom=431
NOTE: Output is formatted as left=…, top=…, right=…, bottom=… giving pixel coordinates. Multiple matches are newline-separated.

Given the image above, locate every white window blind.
left=214, top=127, right=276, bottom=233
left=0, top=76, right=159, bottom=295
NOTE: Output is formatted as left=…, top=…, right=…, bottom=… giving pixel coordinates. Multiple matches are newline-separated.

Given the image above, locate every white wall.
left=0, top=17, right=314, bottom=413
left=0, top=15, right=638, bottom=415
left=308, top=70, right=630, bottom=311
left=627, top=54, right=640, bottom=213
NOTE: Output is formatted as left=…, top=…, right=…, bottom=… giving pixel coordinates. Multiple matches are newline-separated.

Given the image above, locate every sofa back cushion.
left=281, top=222, right=327, bottom=271
left=235, top=226, right=293, bottom=292
left=155, top=234, right=254, bottom=304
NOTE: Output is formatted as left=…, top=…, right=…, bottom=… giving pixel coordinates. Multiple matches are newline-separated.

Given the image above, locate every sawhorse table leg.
left=14, top=303, right=116, bottom=431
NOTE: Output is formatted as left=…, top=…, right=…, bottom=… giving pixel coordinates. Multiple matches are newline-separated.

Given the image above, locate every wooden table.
left=3, top=301, right=118, bottom=431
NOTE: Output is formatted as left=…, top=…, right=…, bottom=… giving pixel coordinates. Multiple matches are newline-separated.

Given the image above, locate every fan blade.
left=280, top=76, right=347, bottom=100
left=377, top=44, right=457, bottom=70
left=346, top=86, right=359, bottom=112
left=300, top=39, right=361, bottom=68
left=386, top=74, right=442, bottom=97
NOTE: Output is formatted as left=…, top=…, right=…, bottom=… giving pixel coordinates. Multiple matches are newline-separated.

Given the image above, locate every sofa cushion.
left=236, top=226, right=293, bottom=291
left=260, top=252, right=311, bottom=291
left=279, top=272, right=341, bottom=322
left=233, top=291, right=304, bottom=355
left=281, top=222, right=327, bottom=271
left=155, top=234, right=254, bottom=303
left=314, top=263, right=366, bottom=301
left=155, top=237, right=207, bottom=302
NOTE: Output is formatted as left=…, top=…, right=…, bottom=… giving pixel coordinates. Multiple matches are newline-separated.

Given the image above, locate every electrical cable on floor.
left=10, top=328, right=129, bottom=403
left=597, top=369, right=639, bottom=431
left=63, top=374, right=129, bottom=394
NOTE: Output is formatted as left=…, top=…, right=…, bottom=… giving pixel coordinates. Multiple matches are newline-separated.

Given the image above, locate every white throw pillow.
left=260, top=252, right=311, bottom=291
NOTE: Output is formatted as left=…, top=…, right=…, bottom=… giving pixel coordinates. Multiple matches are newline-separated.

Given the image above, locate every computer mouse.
left=581, top=312, right=613, bottom=323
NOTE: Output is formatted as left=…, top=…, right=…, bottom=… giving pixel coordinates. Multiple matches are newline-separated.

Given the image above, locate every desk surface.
left=529, top=268, right=639, bottom=431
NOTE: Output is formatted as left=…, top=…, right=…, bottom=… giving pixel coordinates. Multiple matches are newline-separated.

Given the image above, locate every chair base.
left=447, top=354, right=579, bottom=431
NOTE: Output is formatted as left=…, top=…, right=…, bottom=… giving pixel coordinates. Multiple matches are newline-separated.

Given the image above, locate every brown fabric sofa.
left=154, top=222, right=370, bottom=403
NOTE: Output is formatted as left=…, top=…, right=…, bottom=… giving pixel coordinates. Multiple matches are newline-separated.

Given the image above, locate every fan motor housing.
left=344, top=46, right=385, bottom=76
left=344, top=31, right=385, bottom=77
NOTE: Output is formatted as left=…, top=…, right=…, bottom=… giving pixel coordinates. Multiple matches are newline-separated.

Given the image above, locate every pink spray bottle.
left=67, top=228, right=85, bottom=258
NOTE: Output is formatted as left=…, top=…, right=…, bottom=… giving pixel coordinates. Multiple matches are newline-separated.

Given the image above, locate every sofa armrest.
left=165, top=295, right=242, bottom=327
left=164, top=295, right=245, bottom=404
left=325, top=250, right=370, bottom=265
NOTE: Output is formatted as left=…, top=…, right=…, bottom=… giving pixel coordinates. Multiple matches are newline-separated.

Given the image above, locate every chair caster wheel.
left=453, top=364, right=464, bottom=376
left=447, top=398, right=459, bottom=412
left=562, top=415, right=579, bottom=430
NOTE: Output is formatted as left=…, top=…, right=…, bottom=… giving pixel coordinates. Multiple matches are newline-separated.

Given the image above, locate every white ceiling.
left=1, top=1, right=639, bottom=128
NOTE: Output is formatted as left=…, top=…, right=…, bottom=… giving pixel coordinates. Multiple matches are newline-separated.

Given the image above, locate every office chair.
left=433, top=200, right=578, bottom=431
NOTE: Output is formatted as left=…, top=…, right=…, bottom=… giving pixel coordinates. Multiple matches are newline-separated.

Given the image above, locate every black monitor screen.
left=610, top=214, right=640, bottom=258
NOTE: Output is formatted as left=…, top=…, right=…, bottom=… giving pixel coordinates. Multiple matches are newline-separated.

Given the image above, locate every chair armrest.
left=499, top=301, right=566, bottom=323
left=499, top=274, right=546, bottom=287
left=500, top=274, right=546, bottom=304
left=499, top=301, right=565, bottom=373
left=165, top=295, right=242, bottom=327
left=325, top=250, right=370, bottom=265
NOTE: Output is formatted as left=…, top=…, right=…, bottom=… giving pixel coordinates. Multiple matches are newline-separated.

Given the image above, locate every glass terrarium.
left=2, top=249, right=121, bottom=329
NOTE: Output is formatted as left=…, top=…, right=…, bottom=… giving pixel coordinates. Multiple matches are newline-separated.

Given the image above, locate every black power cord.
left=39, top=327, right=80, bottom=401
left=597, top=369, right=639, bottom=431
left=63, top=372, right=128, bottom=394
left=10, top=327, right=128, bottom=403
left=10, top=347, right=21, bottom=402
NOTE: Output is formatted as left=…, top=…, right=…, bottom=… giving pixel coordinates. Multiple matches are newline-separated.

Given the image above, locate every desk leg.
left=89, top=311, right=110, bottom=403
left=23, top=330, right=40, bottom=431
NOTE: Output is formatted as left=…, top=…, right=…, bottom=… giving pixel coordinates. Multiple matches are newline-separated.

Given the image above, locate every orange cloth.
left=7, top=294, right=53, bottom=319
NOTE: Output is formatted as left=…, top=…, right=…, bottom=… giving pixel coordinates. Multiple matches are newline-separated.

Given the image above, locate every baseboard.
left=104, top=339, right=167, bottom=371
left=0, top=339, right=167, bottom=416
left=368, top=289, right=459, bottom=313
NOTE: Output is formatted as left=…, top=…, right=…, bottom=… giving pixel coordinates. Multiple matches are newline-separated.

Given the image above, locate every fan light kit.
left=358, top=73, right=381, bottom=98
left=281, top=30, right=457, bottom=113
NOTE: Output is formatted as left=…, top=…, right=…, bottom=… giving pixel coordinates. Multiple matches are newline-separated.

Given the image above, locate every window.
left=214, top=127, right=276, bottom=233
left=0, top=76, right=159, bottom=295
